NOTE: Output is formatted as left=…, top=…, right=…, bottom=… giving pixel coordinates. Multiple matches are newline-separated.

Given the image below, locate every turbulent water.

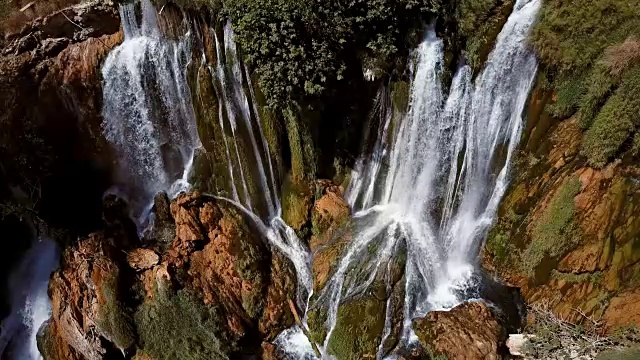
left=101, top=0, right=199, bottom=220
left=313, top=0, right=542, bottom=356
left=0, top=239, right=60, bottom=360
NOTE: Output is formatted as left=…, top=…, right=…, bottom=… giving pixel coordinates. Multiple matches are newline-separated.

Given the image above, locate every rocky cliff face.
left=484, top=82, right=640, bottom=331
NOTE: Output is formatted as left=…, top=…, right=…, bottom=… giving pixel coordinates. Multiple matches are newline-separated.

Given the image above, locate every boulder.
left=126, top=248, right=160, bottom=271
left=413, top=301, right=508, bottom=360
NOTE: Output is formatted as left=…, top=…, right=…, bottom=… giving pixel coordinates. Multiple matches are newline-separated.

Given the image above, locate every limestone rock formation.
left=413, top=301, right=508, bottom=360
left=40, top=192, right=296, bottom=359
left=484, top=83, right=640, bottom=331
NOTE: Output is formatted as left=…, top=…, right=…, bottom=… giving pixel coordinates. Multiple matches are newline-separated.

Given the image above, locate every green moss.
left=486, top=231, right=512, bottom=266
left=457, top=0, right=514, bottom=73
left=134, top=286, right=233, bottom=360
left=390, top=81, right=410, bottom=114
left=306, top=306, right=329, bottom=344
left=582, top=67, right=640, bottom=167
left=577, top=66, right=619, bottom=129
left=283, top=107, right=317, bottom=182
left=223, top=206, right=267, bottom=319
left=97, top=274, right=136, bottom=351
left=550, top=270, right=603, bottom=284
left=546, top=75, right=586, bottom=119
left=520, top=177, right=581, bottom=279
left=325, top=296, right=387, bottom=360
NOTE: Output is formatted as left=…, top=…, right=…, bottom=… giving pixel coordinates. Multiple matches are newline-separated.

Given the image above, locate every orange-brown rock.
left=41, top=233, right=132, bottom=360
left=152, top=193, right=296, bottom=341
left=127, top=248, right=160, bottom=271
left=413, top=302, right=507, bottom=360
left=309, top=181, right=352, bottom=292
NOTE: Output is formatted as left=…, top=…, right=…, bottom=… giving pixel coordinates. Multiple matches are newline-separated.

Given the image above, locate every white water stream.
left=0, top=238, right=60, bottom=360
left=102, top=0, right=200, bottom=221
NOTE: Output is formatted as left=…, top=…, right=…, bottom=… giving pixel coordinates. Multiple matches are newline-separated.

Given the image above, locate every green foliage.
left=223, top=0, right=438, bottom=108
left=531, top=0, right=640, bottom=73
left=582, top=67, right=640, bottom=167
left=521, top=177, right=581, bottom=278
left=456, top=0, right=512, bottom=71
left=545, top=75, right=585, bottom=119
left=97, top=275, right=136, bottom=350
left=134, top=286, right=232, bottom=360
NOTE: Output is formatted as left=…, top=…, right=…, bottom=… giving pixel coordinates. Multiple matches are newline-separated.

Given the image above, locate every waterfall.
left=210, top=23, right=280, bottom=219
left=208, top=22, right=313, bottom=308
left=316, top=0, right=542, bottom=355
left=0, top=239, right=60, bottom=360
left=101, top=0, right=199, bottom=221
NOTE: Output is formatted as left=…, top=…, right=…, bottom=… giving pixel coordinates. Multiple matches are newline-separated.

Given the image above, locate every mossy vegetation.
left=134, top=286, right=233, bottom=360
left=281, top=178, right=313, bottom=234
left=582, top=67, right=640, bottom=167
left=97, top=274, right=136, bottom=351
left=531, top=0, right=640, bottom=167
left=520, top=177, right=581, bottom=279
left=325, top=296, right=387, bottom=360
left=456, top=0, right=514, bottom=73
left=550, top=270, right=603, bottom=285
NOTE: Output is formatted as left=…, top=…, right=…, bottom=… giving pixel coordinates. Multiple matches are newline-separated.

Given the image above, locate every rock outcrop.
left=483, top=83, right=640, bottom=332
left=413, top=302, right=508, bottom=360
left=40, top=192, right=297, bottom=359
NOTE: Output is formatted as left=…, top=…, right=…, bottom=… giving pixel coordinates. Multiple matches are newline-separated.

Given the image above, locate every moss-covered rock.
left=134, top=286, right=233, bottom=360
left=325, top=294, right=387, bottom=360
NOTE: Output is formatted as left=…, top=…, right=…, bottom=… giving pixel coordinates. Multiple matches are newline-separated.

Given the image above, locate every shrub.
left=521, top=177, right=581, bottom=278
left=223, top=0, right=438, bottom=108
left=530, top=0, right=640, bottom=73
left=526, top=304, right=615, bottom=359
left=603, top=37, right=640, bottom=77
left=582, top=66, right=640, bottom=167
left=596, top=348, right=640, bottom=360
left=134, top=286, right=233, bottom=360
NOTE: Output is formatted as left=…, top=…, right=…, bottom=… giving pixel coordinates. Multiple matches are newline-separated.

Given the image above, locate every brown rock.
left=43, top=233, right=131, bottom=359
left=602, top=290, right=640, bottom=332
left=127, top=248, right=160, bottom=271
left=260, top=342, right=280, bottom=360
left=413, top=302, right=507, bottom=360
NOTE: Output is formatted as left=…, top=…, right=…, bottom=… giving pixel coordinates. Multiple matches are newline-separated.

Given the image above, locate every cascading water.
left=0, top=238, right=60, bottom=360
left=313, top=0, right=542, bottom=356
left=207, top=22, right=313, bottom=311
left=101, top=0, right=200, bottom=220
